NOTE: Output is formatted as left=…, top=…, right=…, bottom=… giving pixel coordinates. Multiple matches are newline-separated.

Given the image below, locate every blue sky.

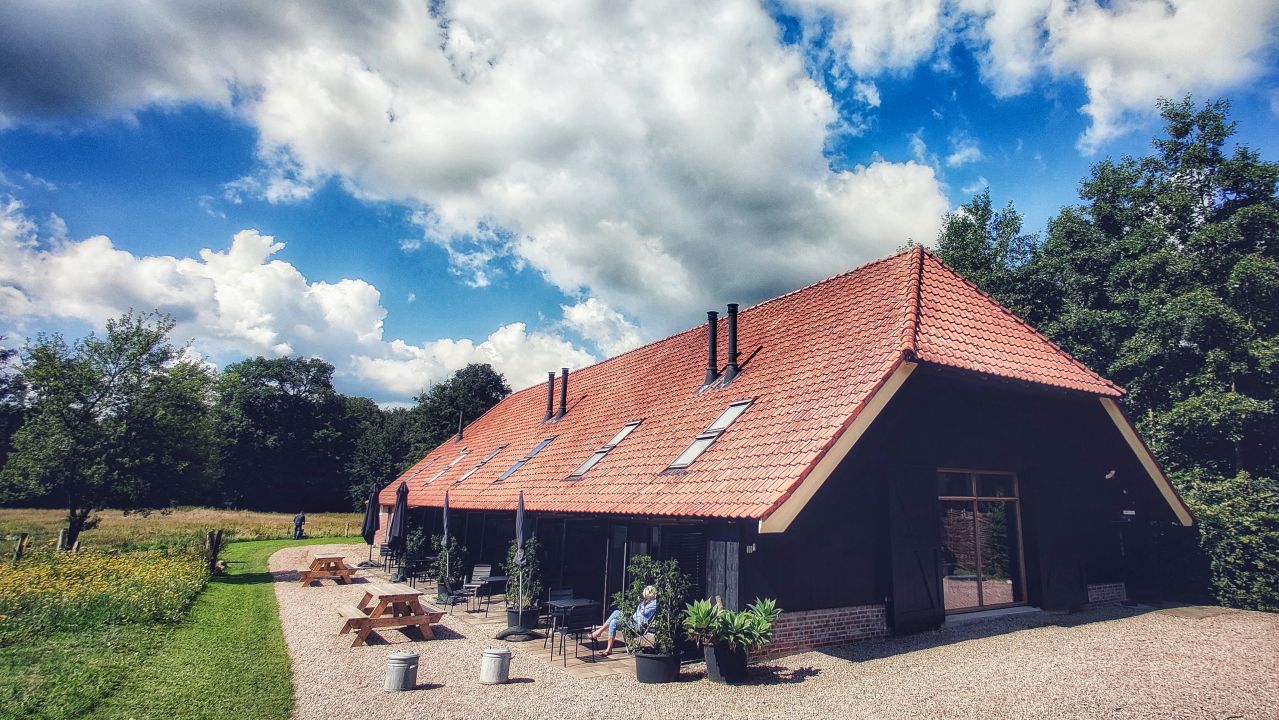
left=1, top=0, right=1276, bottom=403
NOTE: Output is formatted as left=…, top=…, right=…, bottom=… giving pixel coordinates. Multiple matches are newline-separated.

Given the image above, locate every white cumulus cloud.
left=0, top=198, right=594, bottom=399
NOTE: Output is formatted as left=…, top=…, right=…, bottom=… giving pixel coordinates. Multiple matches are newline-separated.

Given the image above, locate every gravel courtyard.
left=271, top=544, right=1278, bottom=720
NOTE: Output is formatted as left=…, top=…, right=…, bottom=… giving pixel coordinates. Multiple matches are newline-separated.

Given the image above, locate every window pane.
left=670, top=436, right=715, bottom=468
left=976, top=501, right=1024, bottom=605
left=605, top=421, right=641, bottom=448
left=527, top=437, right=554, bottom=458
left=940, top=500, right=979, bottom=611
left=496, top=459, right=526, bottom=482
left=976, top=474, right=1015, bottom=498
left=706, top=401, right=750, bottom=432
left=570, top=451, right=606, bottom=477
left=938, top=472, right=971, bottom=497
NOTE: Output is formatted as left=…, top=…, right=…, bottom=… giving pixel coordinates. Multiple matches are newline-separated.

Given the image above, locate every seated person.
left=588, top=585, right=657, bottom=656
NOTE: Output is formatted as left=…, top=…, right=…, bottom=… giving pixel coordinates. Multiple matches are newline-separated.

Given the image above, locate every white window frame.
left=456, top=445, right=506, bottom=484
left=568, top=420, right=643, bottom=478
left=426, top=448, right=468, bottom=484
left=496, top=436, right=556, bottom=482
left=666, top=399, right=753, bottom=470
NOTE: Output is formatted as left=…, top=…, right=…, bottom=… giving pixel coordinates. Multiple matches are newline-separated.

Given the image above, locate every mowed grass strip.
left=90, top=537, right=344, bottom=720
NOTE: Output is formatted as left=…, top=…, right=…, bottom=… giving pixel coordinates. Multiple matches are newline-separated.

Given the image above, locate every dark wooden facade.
left=419, top=363, right=1184, bottom=635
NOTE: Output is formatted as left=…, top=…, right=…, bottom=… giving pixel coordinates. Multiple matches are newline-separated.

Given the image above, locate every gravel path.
left=271, top=544, right=1279, bottom=720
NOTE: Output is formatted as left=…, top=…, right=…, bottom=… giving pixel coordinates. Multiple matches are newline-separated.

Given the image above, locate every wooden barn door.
left=889, top=465, right=944, bottom=634
left=1026, top=470, right=1086, bottom=611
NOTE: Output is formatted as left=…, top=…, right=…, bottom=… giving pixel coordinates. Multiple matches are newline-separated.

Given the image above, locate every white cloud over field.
left=0, top=199, right=593, bottom=397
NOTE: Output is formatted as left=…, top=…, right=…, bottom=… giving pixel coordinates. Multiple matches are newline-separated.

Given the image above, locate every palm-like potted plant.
left=614, top=555, right=690, bottom=684
left=684, top=597, right=782, bottom=683
left=504, top=535, right=542, bottom=628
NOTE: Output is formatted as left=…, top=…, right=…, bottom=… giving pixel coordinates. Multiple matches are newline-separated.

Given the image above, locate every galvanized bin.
left=384, top=651, right=420, bottom=691
left=478, top=648, right=512, bottom=684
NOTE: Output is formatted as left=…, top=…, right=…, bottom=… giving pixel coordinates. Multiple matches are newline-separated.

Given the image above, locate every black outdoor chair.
left=404, top=559, right=435, bottom=588
left=552, top=604, right=599, bottom=666
left=378, top=544, right=392, bottom=571
left=437, top=578, right=468, bottom=613
left=541, top=588, right=574, bottom=648
left=461, top=564, right=493, bottom=612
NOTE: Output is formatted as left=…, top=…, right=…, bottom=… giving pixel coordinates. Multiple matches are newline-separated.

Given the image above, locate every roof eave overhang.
left=1099, top=397, right=1194, bottom=527
left=758, top=359, right=917, bottom=534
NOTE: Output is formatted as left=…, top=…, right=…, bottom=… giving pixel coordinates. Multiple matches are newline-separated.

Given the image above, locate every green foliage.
left=682, top=597, right=782, bottom=653
left=504, top=535, right=543, bottom=610
left=0, top=312, right=216, bottom=545
left=612, top=554, right=690, bottom=656
left=935, top=188, right=1043, bottom=321
left=405, top=526, right=431, bottom=558
left=430, top=533, right=469, bottom=585
left=405, top=363, right=511, bottom=462
left=212, top=356, right=354, bottom=511
left=0, top=341, right=23, bottom=472
left=1178, top=470, right=1279, bottom=612
left=935, top=96, right=1279, bottom=610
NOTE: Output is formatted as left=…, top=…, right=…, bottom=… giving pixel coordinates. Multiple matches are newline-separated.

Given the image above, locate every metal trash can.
left=478, top=648, right=512, bottom=684
left=384, top=651, right=420, bottom=692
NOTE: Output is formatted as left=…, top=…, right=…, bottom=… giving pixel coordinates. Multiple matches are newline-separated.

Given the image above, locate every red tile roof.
left=381, top=248, right=1121, bottom=520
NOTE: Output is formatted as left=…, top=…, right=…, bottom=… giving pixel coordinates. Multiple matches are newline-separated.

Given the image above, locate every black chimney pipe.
left=556, top=367, right=569, bottom=419
left=722, top=303, right=740, bottom=385
left=543, top=371, right=555, bottom=421
left=456, top=407, right=464, bottom=441
left=703, top=311, right=719, bottom=387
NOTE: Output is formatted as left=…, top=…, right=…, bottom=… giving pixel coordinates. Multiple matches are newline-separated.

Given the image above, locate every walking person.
left=293, top=511, right=306, bottom=540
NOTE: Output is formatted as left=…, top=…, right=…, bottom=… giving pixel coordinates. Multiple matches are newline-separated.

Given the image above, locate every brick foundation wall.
left=1083, top=582, right=1127, bottom=608
left=753, top=604, right=889, bottom=660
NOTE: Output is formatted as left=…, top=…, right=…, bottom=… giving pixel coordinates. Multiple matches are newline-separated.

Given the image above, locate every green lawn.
left=0, top=537, right=346, bottom=720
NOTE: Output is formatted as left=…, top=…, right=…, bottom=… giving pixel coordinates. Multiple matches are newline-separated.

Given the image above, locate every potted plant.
left=429, top=533, right=469, bottom=603
left=503, top=535, right=542, bottom=628
left=614, top=555, right=690, bottom=684
left=684, top=597, right=782, bottom=683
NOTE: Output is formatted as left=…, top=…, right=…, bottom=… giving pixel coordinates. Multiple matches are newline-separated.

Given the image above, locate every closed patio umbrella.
left=358, top=486, right=381, bottom=567
left=442, top=490, right=451, bottom=582
left=513, top=491, right=526, bottom=609
left=386, top=482, right=409, bottom=578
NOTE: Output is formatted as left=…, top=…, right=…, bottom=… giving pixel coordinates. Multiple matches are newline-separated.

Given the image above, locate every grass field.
left=0, top=507, right=363, bottom=552
left=0, top=536, right=345, bottom=720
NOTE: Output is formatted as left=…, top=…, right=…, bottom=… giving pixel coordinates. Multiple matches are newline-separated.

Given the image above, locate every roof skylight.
left=496, top=436, right=555, bottom=482
left=569, top=420, right=642, bottom=478
left=457, top=445, right=506, bottom=483
left=426, top=448, right=468, bottom=484
left=667, top=399, right=753, bottom=470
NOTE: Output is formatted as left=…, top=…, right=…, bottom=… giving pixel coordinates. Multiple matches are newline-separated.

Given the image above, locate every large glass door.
left=938, top=470, right=1027, bottom=613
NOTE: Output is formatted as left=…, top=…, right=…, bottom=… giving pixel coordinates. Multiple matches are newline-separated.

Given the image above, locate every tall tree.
left=937, top=97, right=1279, bottom=610
left=0, top=341, right=24, bottom=469
left=404, top=363, right=511, bottom=463
left=213, top=356, right=356, bottom=511
left=934, top=188, right=1044, bottom=322
left=0, top=312, right=215, bottom=546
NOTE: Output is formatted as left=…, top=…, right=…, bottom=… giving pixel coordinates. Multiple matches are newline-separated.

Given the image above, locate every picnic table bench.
left=299, top=553, right=358, bottom=585
left=337, top=582, right=445, bottom=647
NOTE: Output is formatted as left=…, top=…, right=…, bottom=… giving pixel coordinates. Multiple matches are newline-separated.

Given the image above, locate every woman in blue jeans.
left=589, top=585, right=657, bottom=656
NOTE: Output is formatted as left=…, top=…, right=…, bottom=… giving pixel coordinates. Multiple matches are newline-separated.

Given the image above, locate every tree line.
left=934, top=97, right=1278, bottom=611
left=0, top=317, right=510, bottom=546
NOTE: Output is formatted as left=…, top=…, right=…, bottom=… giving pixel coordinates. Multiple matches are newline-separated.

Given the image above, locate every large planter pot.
left=633, top=651, right=680, bottom=684
left=703, top=642, right=749, bottom=684
left=506, top=608, right=540, bottom=629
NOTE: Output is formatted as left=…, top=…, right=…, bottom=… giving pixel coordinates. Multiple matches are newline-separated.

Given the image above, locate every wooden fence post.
left=11, top=532, right=28, bottom=565
left=57, top=528, right=68, bottom=551
left=344, top=522, right=349, bottom=537
left=205, top=530, right=225, bottom=574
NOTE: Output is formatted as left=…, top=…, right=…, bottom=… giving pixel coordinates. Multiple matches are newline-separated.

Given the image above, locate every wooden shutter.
left=889, top=465, right=943, bottom=634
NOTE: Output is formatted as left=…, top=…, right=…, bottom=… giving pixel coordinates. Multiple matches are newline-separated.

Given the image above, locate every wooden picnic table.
left=337, top=582, right=445, bottom=647
left=299, top=553, right=358, bottom=586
